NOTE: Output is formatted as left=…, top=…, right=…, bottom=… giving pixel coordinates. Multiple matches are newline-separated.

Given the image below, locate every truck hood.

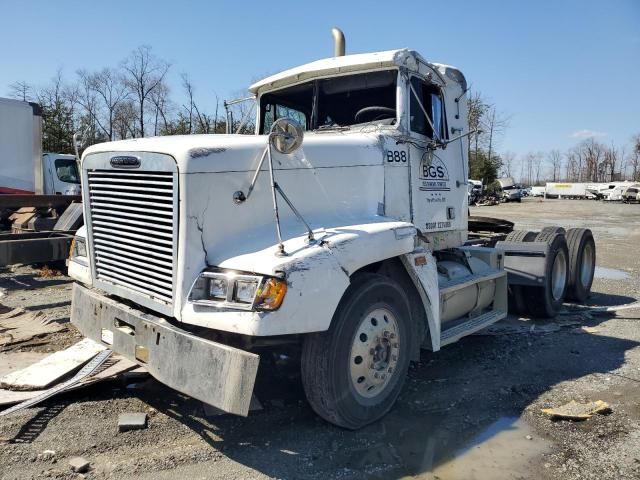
left=82, top=131, right=389, bottom=172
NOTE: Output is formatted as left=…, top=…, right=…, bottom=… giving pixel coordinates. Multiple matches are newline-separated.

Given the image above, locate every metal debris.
left=0, top=350, right=112, bottom=416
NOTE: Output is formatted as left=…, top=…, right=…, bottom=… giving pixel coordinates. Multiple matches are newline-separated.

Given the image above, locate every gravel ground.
left=0, top=199, right=639, bottom=480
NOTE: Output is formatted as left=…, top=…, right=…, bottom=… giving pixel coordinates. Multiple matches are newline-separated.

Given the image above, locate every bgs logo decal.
left=419, top=154, right=450, bottom=191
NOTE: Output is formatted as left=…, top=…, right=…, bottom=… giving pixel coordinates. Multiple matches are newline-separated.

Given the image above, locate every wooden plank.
left=0, top=339, right=105, bottom=391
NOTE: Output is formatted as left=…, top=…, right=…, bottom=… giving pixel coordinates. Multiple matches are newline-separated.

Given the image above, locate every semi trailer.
left=68, top=30, right=596, bottom=429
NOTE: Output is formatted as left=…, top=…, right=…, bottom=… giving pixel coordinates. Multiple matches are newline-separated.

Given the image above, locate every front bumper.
left=71, top=284, right=259, bottom=416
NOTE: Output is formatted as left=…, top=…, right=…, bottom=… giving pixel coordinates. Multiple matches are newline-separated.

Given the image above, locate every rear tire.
left=524, top=232, right=569, bottom=318
left=565, top=228, right=596, bottom=302
left=505, top=230, right=537, bottom=242
left=301, top=274, right=412, bottom=429
left=504, top=230, right=536, bottom=314
left=537, top=226, right=566, bottom=238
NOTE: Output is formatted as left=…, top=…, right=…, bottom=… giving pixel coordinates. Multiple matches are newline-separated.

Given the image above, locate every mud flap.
left=495, top=241, right=550, bottom=287
left=71, top=284, right=259, bottom=416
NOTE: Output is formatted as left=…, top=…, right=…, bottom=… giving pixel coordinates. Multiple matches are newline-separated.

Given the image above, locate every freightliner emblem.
left=110, top=156, right=141, bottom=168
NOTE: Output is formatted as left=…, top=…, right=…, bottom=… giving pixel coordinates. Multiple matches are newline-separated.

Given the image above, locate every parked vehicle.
left=468, top=179, right=483, bottom=204
left=544, top=182, right=594, bottom=199
left=621, top=184, right=640, bottom=203
left=496, top=177, right=522, bottom=202
left=0, top=97, right=79, bottom=195
left=530, top=186, right=546, bottom=197
left=68, top=30, right=597, bottom=429
left=0, top=97, right=82, bottom=266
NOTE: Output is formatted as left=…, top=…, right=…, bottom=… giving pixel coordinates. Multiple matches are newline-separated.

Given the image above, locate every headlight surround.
left=69, top=236, right=87, bottom=261
left=189, top=269, right=287, bottom=311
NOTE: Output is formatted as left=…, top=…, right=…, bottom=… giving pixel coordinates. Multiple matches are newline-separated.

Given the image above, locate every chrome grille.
left=86, top=170, right=175, bottom=304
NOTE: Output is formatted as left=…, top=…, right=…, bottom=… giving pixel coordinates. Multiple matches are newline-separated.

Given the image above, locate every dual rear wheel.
left=507, top=227, right=595, bottom=317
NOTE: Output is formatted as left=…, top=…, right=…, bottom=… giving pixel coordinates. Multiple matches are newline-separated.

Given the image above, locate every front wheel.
left=301, top=274, right=412, bottom=429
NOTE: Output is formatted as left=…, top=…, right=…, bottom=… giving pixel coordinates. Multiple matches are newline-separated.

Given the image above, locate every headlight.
left=69, top=237, right=87, bottom=259
left=209, top=278, right=228, bottom=300
left=189, top=269, right=287, bottom=311
left=235, top=279, right=259, bottom=304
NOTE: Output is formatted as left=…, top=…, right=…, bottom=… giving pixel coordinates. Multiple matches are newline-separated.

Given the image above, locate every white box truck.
left=0, top=97, right=80, bottom=195
left=68, top=30, right=597, bottom=429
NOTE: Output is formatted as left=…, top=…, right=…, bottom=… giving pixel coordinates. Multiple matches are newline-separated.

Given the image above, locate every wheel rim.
left=349, top=308, right=400, bottom=398
left=551, top=249, right=568, bottom=301
left=580, top=243, right=594, bottom=287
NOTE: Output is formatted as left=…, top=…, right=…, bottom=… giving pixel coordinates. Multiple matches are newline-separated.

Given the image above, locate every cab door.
left=406, top=76, right=466, bottom=239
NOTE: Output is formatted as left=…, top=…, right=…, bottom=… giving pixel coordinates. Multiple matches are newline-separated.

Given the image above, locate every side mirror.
left=269, top=118, right=304, bottom=154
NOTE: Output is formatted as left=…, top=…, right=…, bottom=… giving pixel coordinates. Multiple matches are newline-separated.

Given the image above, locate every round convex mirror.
left=269, top=118, right=304, bottom=154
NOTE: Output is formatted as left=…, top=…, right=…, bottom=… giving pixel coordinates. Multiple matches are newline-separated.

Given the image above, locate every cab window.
left=409, top=77, right=447, bottom=140
left=55, top=158, right=80, bottom=184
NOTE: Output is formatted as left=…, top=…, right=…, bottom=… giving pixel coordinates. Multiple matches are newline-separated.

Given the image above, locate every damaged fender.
left=180, top=220, right=419, bottom=336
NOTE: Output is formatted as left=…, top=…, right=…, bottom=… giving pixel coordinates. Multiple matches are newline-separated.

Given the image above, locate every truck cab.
left=42, top=153, right=81, bottom=195
left=69, top=37, right=593, bottom=429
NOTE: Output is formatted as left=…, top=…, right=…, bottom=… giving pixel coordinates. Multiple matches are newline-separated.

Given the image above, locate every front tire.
left=301, top=274, right=412, bottom=429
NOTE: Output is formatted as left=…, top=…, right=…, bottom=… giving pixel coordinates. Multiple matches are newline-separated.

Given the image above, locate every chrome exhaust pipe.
left=331, top=28, right=345, bottom=57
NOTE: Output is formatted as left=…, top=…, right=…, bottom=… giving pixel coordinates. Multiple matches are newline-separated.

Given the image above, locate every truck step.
left=439, top=270, right=505, bottom=296
left=440, top=309, right=507, bottom=346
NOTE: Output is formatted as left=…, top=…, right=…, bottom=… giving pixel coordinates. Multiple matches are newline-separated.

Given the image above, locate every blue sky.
left=2, top=0, right=638, bottom=158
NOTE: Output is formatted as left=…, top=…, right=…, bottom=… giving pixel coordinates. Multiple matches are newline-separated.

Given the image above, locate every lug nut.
left=374, top=372, right=380, bottom=379
left=383, top=331, right=390, bottom=338
left=389, top=333, right=396, bottom=339
left=381, top=374, right=387, bottom=380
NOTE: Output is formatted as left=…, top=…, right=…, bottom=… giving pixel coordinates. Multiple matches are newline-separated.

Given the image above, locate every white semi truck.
left=68, top=31, right=596, bottom=429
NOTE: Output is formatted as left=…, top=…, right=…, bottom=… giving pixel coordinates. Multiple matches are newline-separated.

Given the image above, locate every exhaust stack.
left=331, top=28, right=345, bottom=57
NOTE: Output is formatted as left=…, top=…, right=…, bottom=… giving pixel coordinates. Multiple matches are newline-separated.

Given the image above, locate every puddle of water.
left=594, top=266, right=630, bottom=280
left=408, top=416, right=549, bottom=480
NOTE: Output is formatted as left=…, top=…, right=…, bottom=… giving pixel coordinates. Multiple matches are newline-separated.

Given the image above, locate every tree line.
left=7, top=46, right=255, bottom=154
left=12, top=47, right=634, bottom=187
left=500, top=135, right=640, bottom=186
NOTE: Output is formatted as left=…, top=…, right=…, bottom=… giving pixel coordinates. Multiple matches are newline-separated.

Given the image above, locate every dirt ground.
left=1, top=199, right=639, bottom=480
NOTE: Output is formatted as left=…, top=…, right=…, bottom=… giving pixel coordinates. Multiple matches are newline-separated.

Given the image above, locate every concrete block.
left=118, top=412, right=147, bottom=432
left=69, top=456, right=90, bottom=473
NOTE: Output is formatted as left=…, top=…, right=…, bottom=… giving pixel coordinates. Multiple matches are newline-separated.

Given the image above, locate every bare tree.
left=501, top=151, right=516, bottom=178
left=122, top=46, right=170, bottom=137
left=629, top=134, right=640, bottom=181
left=113, top=100, right=138, bottom=140
left=547, top=150, right=562, bottom=182
left=85, top=68, right=129, bottom=141
left=149, top=82, right=172, bottom=136
left=482, top=107, right=509, bottom=170
left=8, top=81, right=32, bottom=101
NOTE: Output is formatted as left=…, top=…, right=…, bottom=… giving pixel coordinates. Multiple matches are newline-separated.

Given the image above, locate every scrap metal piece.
left=0, top=349, right=112, bottom=417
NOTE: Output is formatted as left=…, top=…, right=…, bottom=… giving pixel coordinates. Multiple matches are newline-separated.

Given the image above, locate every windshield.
left=55, top=158, right=80, bottom=184
left=260, top=70, right=397, bottom=133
